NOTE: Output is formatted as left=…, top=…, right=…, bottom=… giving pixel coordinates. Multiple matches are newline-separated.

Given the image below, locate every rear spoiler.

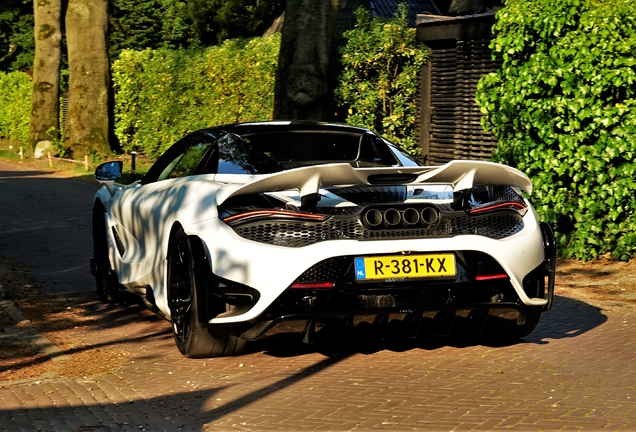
left=215, top=160, right=532, bottom=206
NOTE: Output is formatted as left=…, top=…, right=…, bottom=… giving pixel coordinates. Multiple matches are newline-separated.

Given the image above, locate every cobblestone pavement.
left=1, top=163, right=636, bottom=431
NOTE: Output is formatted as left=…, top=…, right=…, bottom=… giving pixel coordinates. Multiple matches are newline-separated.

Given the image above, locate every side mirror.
left=95, top=161, right=123, bottom=181
left=95, top=161, right=123, bottom=195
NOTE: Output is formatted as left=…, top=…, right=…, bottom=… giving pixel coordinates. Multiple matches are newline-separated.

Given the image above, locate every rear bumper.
left=185, top=212, right=548, bottom=324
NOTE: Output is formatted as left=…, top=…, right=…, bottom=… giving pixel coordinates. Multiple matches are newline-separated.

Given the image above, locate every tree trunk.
left=64, top=0, right=110, bottom=157
left=273, top=0, right=340, bottom=121
left=29, top=0, right=63, bottom=154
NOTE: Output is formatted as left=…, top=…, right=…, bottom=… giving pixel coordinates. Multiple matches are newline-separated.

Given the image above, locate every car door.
left=112, top=135, right=215, bottom=283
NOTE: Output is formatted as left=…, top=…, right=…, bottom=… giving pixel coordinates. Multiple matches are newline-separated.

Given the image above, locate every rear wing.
left=215, top=160, right=532, bottom=206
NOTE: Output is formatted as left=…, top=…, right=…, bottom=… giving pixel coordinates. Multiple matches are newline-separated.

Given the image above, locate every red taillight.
left=475, top=273, right=508, bottom=281
left=290, top=282, right=334, bottom=289
left=469, top=201, right=527, bottom=215
left=222, top=209, right=328, bottom=226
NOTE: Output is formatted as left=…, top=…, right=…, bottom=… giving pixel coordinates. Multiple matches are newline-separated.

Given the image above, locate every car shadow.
left=248, top=294, right=607, bottom=358
left=0, top=294, right=609, bottom=430
left=0, top=355, right=353, bottom=431
left=0, top=169, right=53, bottom=178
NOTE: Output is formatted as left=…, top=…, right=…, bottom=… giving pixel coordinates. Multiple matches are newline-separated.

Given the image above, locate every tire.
left=167, top=229, right=246, bottom=358
left=93, top=209, right=118, bottom=303
left=514, top=305, right=542, bottom=338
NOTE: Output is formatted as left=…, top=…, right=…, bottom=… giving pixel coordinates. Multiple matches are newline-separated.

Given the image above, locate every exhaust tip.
left=402, top=208, right=420, bottom=227
left=421, top=207, right=439, bottom=228
left=383, top=208, right=401, bottom=228
left=364, top=209, right=383, bottom=228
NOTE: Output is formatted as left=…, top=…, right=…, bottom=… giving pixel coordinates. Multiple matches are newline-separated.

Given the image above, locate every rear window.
left=242, top=131, right=400, bottom=169
left=215, top=133, right=284, bottom=175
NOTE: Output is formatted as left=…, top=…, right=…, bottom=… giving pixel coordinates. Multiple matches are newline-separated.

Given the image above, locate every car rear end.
left=187, top=179, right=555, bottom=343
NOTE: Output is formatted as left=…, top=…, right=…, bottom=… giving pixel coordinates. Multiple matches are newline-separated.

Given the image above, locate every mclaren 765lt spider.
left=91, top=121, right=555, bottom=357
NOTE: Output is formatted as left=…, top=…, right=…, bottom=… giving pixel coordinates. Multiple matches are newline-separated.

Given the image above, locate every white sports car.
left=91, top=121, right=555, bottom=357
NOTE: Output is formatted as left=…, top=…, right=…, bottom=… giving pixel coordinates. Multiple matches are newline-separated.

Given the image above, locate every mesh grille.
left=232, top=211, right=524, bottom=247
left=295, top=257, right=352, bottom=282
left=493, top=186, right=520, bottom=202
left=462, top=251, right=504, bottom=274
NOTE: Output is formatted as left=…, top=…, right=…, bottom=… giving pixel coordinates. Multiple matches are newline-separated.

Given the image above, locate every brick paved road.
left=1, top=163, right=636, bottom=431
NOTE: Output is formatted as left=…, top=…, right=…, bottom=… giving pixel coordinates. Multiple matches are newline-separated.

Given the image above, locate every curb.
left=0, top=284, right=70, bottom=362
left=0, top=285, right=30, bottom=326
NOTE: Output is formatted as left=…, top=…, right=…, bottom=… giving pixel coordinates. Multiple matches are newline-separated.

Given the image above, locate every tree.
left=273, top=0, right=340, bottom=120
left=445, top=0, right=502, bottom=14
left=475, top=0, right=636, bottom=260
left=187, top=0, right=285, bottom=46
left=0, top=0, right=35, bottom=72
left=336, top=6, right=426, bottom=157
left=29, top=0, right=62, bottom=153
left=65, top=0, right=111, bottom=156
left=108, top=0, right=195, bottom=60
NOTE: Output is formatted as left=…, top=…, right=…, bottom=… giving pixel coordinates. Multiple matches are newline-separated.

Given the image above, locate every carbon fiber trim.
left=327, top=185, right=407, bottom=205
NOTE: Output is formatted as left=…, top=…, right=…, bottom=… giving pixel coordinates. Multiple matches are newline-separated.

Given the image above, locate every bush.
left=476, top=0, right=636, bottom=260
left=0, top=71, right=31, bottom=146
left=112, top=34, right=280, bottom=158
left=336, top=5, right=427, bottom=158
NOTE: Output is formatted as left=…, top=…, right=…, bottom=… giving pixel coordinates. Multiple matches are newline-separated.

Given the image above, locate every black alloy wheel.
left=168, top=234, right=194, bottom=347
left=167, top=229, right=247, bottom=357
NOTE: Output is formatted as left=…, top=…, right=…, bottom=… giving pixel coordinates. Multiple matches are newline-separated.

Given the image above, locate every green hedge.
left=336, top=5, right=427, bottom=158
left=0, top=71, right=31, bottom=146
left=476, top=0, right=636, bottom=260
left=113, top=11, right=427, bottom=160
left=112, top=34, right=280, bottom=158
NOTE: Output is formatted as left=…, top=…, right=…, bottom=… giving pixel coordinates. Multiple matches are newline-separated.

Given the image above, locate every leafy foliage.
left=112, top=34, right=280, bottom=158
left=109, top=0, right=285, bottom=59
left=186, top=0, right=285, bottom=45
left=335, top=5, right=427, bottom=158
left=0, top=71, right=31, bottom=145
left=0, top=0, right=34, bottom=72
left=476, top=0, right=636, bottom=260
left=109, top=0, right=196, bottom=60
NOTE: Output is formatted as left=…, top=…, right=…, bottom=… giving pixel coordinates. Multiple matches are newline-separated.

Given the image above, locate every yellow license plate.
left=354, top=253, right=456, bottom=281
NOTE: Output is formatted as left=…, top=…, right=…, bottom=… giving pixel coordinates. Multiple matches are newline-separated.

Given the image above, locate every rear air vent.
left=111, top=227, right=125, bottom=256
left=328, top=185, right=406, bottom=205
left=367, top=174, right=418, bottom=184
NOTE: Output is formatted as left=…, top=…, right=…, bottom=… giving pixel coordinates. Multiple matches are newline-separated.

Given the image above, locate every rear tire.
left=167, top=229, right=245, bottom=358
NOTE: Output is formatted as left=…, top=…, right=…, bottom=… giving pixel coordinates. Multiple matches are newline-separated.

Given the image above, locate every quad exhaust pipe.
left=362, top=207, right=439, bottom=229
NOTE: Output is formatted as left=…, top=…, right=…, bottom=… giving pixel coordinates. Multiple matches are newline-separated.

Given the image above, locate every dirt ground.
left=556, top=257, right=636, bottom=312
left=1, top=254, right=635, bottom=384
left=0, top=256, right=132, bottom=382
